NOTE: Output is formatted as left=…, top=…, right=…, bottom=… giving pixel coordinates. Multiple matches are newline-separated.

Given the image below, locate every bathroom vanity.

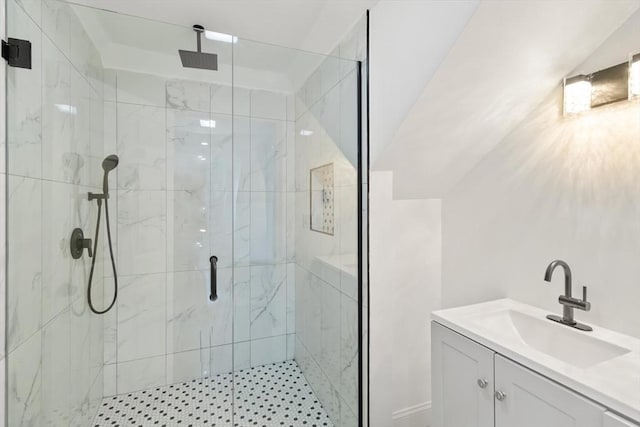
left=431, top=299, right=640, bottom=427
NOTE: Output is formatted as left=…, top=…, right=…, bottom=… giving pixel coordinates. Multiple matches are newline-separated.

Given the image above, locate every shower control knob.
left=477, top=379, right=488, bottom=389
left=495, top=391, right=507, bottom=401
left=70, top=228, right=93, bottom=259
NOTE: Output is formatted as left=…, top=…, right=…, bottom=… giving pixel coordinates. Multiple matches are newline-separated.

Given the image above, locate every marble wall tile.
left=232, top=87, right=251, bottom=117
left=117, top=355, right=166, bottom=395
left=42, top=0, right=71, bottom=58
left=340, top=397, right=358, bottom=427
left=208, top=344, right=234, bottom=376
left=166, top=108, right=211, bottom=192
left=250, top=118, right=286, bottom=192
left=7, top=176, right=42, bottom=352
left=103, top=101, right=117, bottom=157
left=7, top=0, right=42, bottom=178
left=41, top=181, right=92, bottom=324
left=166, top=348, right=210, bottom=384
left=90, top=92, right=105, bottom=188
left=103, top=306, right=117, bottom=365
left=116, top=70, right=166, bottom=107
left=305, top=274, right=323, bottom=362
left=286, top=121, right=296, bottom=192
left=117, top=273, right=166, bottom=361
left=286, top=95, right=295, bottom=122
left=166, top=80, right=210, bottom=112
left=103, top=364, right=116, bottom=397
left=211, top=114, right=233, bottom=192
left=286, top=333, right=295, bottom=360
left=8, top=331, right=42, bottom=427
left=250, top=335, right=286, bottom=368
left=14, top=0, right=41, bottom=24
left=117, top=190, right=166, bottom=276
left=233, top=266, right=251, bottom=343
left=0, top=357, right=5, bottom=426
left=233, top=117, right=251, bottom=192
left=250, top=89, right=287, bottom=121
left=0, top=174, right=4, bottom=360
left=340, top=294, right=359, bottom=416
left=321, top=280, right=341, bottom=388
left=69, top=292, right=93, bottom=422
left=286, top=192, right=296, bottom=262
left=339, top=70, right=359, bottom=168
left=103, top=70, right=117, bottom=103
left=250, top=192, right=286, bottom=264
left=166, top=268, right=232, bottom=354
left=117, top=104, right=166, bottom=190
left=286, top=263, right=295, bottom=334
left=167, top=189, right=210, bottom=272
left=250, top=264, right=286, bottom=340
left=234, top=191, right=251, bottom=267
left=44, top=62, right=92, bottom=186
left=206, top=191, right=233, bottom=270
left=294, top=265, right=310, bottom=346
left=309, top=87, right=341, bottom=153
left=233, top=342, right=251, bottom=371
left=41, top=309, right=70, bottom=427
left=210, top=84, right=232, bottom=115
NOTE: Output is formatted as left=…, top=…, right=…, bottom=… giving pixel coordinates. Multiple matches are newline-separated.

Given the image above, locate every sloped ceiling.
left=375, top=0, right=640, bottom=199
left=66, top=0, right=376, bottom=55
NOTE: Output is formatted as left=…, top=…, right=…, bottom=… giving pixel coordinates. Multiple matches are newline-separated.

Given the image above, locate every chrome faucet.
left=543, top=260, right=592, bottom=331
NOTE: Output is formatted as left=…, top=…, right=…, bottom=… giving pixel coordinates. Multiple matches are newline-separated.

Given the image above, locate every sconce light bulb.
left=630, top=55, right=640, bottom=98
left=563, top=76, right=592, bottom=115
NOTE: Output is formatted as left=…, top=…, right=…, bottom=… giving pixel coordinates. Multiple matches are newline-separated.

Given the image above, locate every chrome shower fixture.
left=179, top=24, right=219, bottom=71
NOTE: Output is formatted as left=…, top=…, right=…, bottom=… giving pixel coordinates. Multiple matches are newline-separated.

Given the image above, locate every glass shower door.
left=231, top=38, right=362, bottom=426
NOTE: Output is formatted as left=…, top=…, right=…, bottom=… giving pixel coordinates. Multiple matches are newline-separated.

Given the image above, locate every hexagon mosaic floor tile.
left=92, top=360, right=334, bottom=427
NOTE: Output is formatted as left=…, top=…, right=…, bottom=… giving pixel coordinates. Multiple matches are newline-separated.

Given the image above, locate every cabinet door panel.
left=432, top=322, right=494, bottom=427
left=604, top=412, right=640, bottom=427
left=495, top=355, right=604, bottom=427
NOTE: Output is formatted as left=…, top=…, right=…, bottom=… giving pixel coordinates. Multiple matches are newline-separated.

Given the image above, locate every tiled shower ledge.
left=93, top=360, right=334, bottom=427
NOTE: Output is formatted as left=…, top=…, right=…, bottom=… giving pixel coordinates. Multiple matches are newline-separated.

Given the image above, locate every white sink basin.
left=433, top=299, right=640, bottom=422
left=469, top=309, right=631, bottom=368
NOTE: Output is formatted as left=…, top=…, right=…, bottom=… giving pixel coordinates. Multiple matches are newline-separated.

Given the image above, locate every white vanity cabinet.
left=494, top=354, right=604, bottom=427
left=605, top=413, right=640, bottom=427
left=432, top=322, right=495, bottom=427
left=433, top=322, right=618, bottom=427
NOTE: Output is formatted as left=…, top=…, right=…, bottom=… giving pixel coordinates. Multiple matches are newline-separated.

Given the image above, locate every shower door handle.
left=209, top=256, right=218, bottom=302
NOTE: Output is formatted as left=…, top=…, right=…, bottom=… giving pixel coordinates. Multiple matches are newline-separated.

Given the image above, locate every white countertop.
left=432, top=299, right=640, bottom=422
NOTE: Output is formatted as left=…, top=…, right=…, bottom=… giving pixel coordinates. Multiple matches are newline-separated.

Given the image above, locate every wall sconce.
left=563, top=51, right=639, bottom=116
left=630, top=53, right=640, bottom=98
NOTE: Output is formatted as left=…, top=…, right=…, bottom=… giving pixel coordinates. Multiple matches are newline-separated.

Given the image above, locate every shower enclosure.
left=2, top=0, right=368, bottom=426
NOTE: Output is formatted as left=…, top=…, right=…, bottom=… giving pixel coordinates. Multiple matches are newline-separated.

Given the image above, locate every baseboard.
left=392, top=401, right=432, bottom=427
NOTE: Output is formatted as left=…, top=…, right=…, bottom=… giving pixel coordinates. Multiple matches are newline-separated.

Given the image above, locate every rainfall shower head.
left=102, top=154, right=119, bottom=195
left=179, top=25, right=218, bottom=71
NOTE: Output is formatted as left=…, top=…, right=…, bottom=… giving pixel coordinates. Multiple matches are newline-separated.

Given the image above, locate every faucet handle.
left=581, top=286, right=591, bottom=311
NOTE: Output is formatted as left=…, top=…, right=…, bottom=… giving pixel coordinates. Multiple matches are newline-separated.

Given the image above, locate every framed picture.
left=310, top=163, right=334, bottom=235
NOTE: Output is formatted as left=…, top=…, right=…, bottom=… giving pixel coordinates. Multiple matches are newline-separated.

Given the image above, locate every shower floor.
left=92, top=360, right=334, bottom=427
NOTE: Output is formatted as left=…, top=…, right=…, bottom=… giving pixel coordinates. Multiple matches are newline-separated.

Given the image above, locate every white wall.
left=369, top=3, right=640, bottom=426
left=370, top=171, right=441, bottom=427
left=369, top=0, right=479, bottom=167
left=442, top=10, right=640, bottom=339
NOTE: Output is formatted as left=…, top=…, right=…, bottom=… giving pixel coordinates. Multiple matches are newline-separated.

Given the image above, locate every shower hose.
left=87, top=197, right=118, bottom=314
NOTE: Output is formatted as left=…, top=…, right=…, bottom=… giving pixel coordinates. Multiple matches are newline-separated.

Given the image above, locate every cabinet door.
left=432, top=322, right=495, bottom=427
left=495, top=355, right=604, bottom=427
left=604, top=412, right=640, bottom=427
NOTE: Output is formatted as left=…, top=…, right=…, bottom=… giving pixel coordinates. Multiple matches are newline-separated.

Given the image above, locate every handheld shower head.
left=102, top=155, right=119, bottom=195
left=102, top=155, right=119, bottom=172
